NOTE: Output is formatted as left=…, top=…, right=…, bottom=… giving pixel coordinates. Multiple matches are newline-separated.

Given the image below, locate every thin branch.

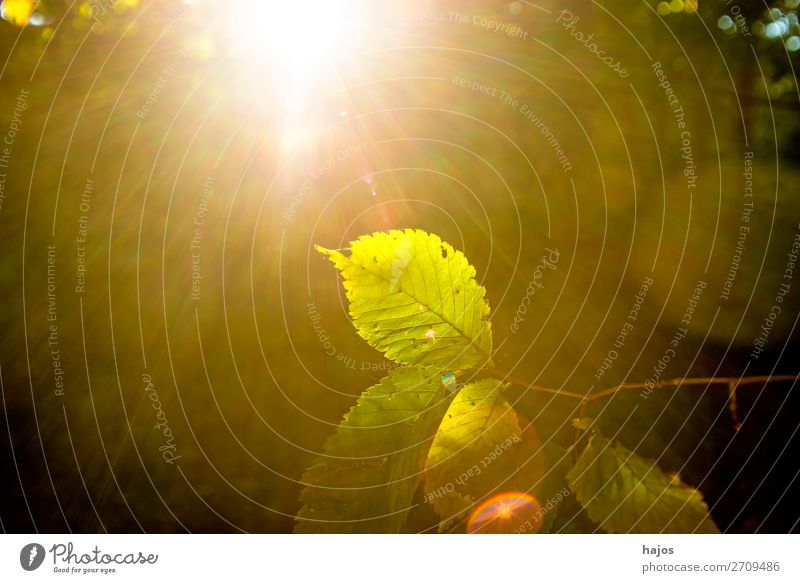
left=484, top=367, right=800, bottom=407
left=727, top=382, right=742, bottom=431
left=584, top=374, right=800, bottom=402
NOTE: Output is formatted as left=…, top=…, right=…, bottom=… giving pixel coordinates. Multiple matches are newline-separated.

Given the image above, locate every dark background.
left=1, top=0, right=799, bottom=533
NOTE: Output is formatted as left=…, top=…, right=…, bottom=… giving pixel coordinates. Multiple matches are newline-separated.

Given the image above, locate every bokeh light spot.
left=1, top=0, right=33, bottom=26
left=766, top=22, right=783, bottom=38
left=718, top=15, right=734, bottom=31
left=467, top=492, right=542, bottom=534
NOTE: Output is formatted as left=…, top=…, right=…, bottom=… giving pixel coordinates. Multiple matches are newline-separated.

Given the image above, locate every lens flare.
left=467, top=491, right=542, bottom=534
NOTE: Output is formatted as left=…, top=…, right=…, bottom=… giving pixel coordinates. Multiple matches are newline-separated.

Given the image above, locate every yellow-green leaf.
left=294, top=367, right=450, bottom=533
left=423, top=379, right=524, bottom=529
left=567, top=432, right=720, bottom=533
left=317, top=229, right=492, bottom=369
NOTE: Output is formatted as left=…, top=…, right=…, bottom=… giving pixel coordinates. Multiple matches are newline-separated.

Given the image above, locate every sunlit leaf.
left=317, top=229, right=492, bottom=369
left=423, top=378, right=531, bottom=530
left=294, top=367, right=450, bottom=533
left=1, top=0, right=33, bottom=26
left=567, top=432, right=720, bottom=533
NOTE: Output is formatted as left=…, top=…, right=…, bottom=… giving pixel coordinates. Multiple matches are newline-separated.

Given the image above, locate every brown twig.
left=484, top=367, right=799, bottom=404
left=583, top=374, right=800, bottom=403
left=727, top=381, right=742, bottom=431
left=483, top=369, right=799, bottom=430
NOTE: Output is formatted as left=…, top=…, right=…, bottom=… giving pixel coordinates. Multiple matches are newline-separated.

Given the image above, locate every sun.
left=224, top=0, right=360, bottom=150
left=232, top=0, right=356, bottom=73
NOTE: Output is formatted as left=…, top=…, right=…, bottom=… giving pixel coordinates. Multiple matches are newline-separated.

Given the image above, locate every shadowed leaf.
left=567, top=432, right=720, bottom=533
left=295, top=367, right=450, bottom=533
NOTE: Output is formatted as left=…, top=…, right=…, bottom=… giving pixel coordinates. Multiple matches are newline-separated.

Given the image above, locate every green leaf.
left=566, top=432, right=720, bottom=533
left=317, top=229, right=492, bottom=369
left=294, top=367, right=450, bottom=533
left=423, top=378, right=525, bottom=530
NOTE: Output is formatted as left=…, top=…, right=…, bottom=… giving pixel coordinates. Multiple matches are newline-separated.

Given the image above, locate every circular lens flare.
left=467, top=491, right=542, bottom=534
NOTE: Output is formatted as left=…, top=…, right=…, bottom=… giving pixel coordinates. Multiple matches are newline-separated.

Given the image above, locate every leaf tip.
left=315, top=245, right=349, bottom=266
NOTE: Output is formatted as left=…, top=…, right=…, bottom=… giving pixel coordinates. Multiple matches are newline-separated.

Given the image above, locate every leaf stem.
left=479, top=367, right=587, bottom=401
